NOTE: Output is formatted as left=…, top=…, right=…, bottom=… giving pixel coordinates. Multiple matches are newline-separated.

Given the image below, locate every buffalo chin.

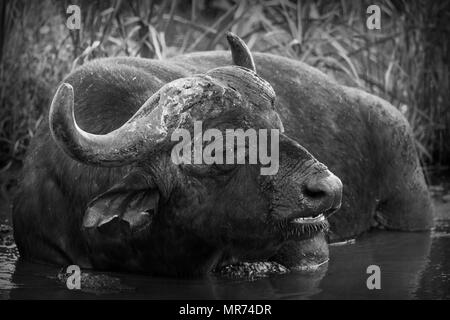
left=213, top=230, right=329, bottom=276
left=270, top=232, right=329, bottom=270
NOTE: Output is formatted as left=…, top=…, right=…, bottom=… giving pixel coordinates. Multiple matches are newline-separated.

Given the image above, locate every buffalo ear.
left=83, top=172, right=159, bottom=238
left=226, top=32, right=256, bottom=72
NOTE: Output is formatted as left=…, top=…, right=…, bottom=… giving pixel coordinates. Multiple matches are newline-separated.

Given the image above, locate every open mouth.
left=288, top=212, right=329, bottom=238
left=291, top=213, right=326, bottom=224
left=275, top=210, right=333, bottom=241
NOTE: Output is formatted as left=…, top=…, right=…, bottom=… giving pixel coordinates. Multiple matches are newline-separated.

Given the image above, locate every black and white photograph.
left=0, top=0, right=449, bottom=303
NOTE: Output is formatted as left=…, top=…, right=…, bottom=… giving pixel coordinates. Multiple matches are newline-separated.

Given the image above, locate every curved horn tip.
left=226, top=31, right=256, bottom=72
left=52, top=83, right=74, bottom=110
left=57, top=82, right=74, bottom=96
left=49, top=83, right=75, bottom=129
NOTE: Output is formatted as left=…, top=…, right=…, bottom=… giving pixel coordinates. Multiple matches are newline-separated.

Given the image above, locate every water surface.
left=1, top=206, right=449, bottom=299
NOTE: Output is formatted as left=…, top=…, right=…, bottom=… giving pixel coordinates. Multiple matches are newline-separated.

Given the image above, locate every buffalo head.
left=49, top=33, right=342, bottom=275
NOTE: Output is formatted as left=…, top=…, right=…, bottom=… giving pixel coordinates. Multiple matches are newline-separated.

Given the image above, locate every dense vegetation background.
left=0, top=0, right=449, bottom=201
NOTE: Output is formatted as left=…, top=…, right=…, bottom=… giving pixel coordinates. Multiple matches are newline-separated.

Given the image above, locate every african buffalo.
left=12, top=33, right=433, bottom=276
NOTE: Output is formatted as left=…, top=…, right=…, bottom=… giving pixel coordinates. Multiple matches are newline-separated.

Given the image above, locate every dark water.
left=1, top=222, right=449, bottom=300
left=1, top=195, right=450, bottom=299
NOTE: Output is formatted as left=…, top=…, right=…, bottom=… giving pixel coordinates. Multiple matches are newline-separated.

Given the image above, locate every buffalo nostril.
left=304, top=172, right=343, bottom=210
left=304, top=186, right=327, bottom=199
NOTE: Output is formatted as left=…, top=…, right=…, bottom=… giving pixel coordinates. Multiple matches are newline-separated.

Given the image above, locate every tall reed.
left=1, top=0, right=449, bottom=179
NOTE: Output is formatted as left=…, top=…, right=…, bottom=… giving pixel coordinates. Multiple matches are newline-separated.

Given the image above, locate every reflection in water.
left=415, top=220, right=450, bottom=299
left=1, top=221, right=449, bottom=299
left=315, top=231, right=432, bottom=299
